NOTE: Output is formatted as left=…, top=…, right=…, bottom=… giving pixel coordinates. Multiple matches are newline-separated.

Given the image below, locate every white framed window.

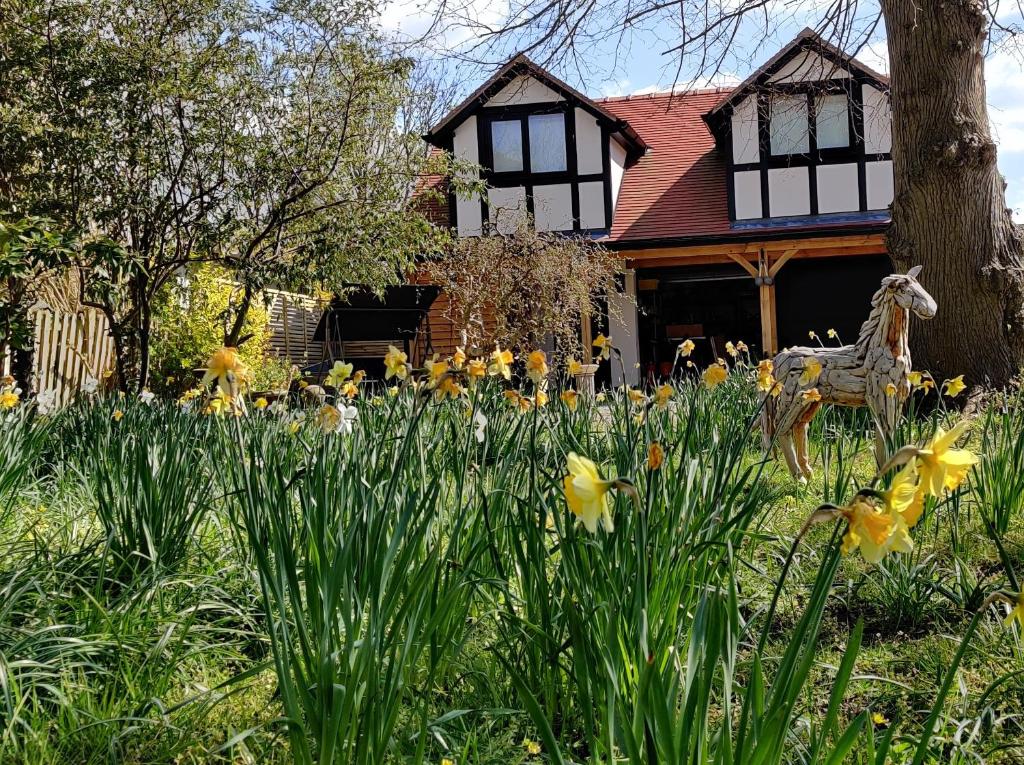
left=491, top=120, right=523, bottom=172
left=815, top=93, right=850, bottom=149
left=770, top=95, right=809, bottom=155
left=528, top=113, right=567, bottom=172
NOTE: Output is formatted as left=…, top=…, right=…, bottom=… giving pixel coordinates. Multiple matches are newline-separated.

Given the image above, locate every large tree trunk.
left=881, top=0, right=1024, bottom=387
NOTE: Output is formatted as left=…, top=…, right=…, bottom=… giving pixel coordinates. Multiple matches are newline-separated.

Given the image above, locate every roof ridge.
left=596, top=86, right=733, bottom=102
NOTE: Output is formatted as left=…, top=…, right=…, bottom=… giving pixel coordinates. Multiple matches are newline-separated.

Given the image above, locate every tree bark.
left=881, top=0, right=1024, bottom=387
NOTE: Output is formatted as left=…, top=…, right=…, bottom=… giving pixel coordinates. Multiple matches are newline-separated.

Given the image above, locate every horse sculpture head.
left=882, top=265, right=937, bottom=320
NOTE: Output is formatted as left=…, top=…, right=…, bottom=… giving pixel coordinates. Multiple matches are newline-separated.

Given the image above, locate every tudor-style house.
left=323, top=28, right=895, bottom=387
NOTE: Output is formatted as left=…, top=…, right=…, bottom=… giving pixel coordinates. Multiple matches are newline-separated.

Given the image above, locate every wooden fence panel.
left=1, top=304, right=115, bottom=406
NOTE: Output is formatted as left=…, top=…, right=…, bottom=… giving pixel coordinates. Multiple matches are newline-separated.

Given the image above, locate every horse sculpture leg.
left=793, top=421, right=814, bottom=481
left=777, top=429, right=803, bottom=481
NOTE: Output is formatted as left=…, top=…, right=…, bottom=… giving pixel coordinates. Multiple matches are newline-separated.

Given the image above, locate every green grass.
left=0, top=365, right=1022, bottom=764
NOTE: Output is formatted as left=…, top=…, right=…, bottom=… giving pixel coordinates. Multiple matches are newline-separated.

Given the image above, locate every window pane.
left=770, top=95, right=809, bottom=155
left=816, top=94, right=850, bottom=149
left=528, top=113, right=567, bottom=172
left=491, top=120, right=523, bottom=172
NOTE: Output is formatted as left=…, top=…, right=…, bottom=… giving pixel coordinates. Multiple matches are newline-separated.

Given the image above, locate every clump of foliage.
left=423, top=222, right=621, bottom=361
left=149, top=265, right=287, bottom=395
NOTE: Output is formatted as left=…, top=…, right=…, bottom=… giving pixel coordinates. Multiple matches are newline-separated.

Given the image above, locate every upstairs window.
left=487, top=111, right=567, bottom=174
left=815, top=93, right=850, bottom=149
left=770, top=95, right=809, bottom=155
left=528, top=113, right=567, bottom=172
left=491, top=120, right=523, bottom=172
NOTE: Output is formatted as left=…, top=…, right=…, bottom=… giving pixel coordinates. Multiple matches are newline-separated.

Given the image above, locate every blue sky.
left=380, top=2, right=1024, bottom=219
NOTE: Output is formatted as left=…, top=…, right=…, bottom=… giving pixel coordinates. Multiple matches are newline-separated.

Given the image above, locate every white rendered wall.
left=533, top=184, right=573, bottom=231
left=734, top=171, right=763, bottom=219
left=865, top=160, right=894, bottom=210
left=862, top=84, right=892, bottom=154
left=487, top=186, right=527, bottom=234
left=769, top=51, right=851, bottom=83
left=731, top=96, right=760, bottom=164
left=815, top=163, right=860, bottom=213
left=768, top=167, right=810, bottom=217
left=453, top=116, right=482, bottom=236
left=575, top=108, right=604, bottom=175
left=578, top=181, right=606, bottom=229
left=608, top=270, right=639, bottom=387
left=609, top=139, right=627, bottom=216
left=486, top=75, right=564, bottom=106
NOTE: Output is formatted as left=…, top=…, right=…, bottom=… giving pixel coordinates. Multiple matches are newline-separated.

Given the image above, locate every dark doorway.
left=637, top=264, right=760, bottom=382
left=775, top=255, right=891, bottom=349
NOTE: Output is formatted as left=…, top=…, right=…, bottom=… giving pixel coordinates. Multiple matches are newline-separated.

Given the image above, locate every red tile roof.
left=599, top=89, right=732, bottom=243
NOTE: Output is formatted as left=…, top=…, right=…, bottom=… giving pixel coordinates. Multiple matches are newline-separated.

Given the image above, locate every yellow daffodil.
left=526, top=350, right=549, bottom=385
left=567, top=358, right=583, bottom=376
left=534, top=390, right=548, bottom=407
left=205, top=389, right=237, bottom=417
left=0, top=390, right=19, bottom=409
left=915, top=420, right=978, bottom=497
left=703, top=363, right=728, bottom=389
left=524, top=739, right=542, bottom=755
left=202, top=347, right=249, bottom=396
left=725, top=341, right=737, bottom=357
left=678, top=339, right=695, bottom=357
left=384, top=345, right=408, bottom=380
left=441, top=759, right=455, bottom=765
left=325, top=360, right=353, bottom=387
left=561, top=389, right=579, bottom=410
left=827, top=328, right=838, bottom=339
left=908, top=370, right=934, bottom=392
left=504, top=390, right=531, bottom=412
left=452, top=346, right=467, bottom=369
left=871, top=712, right=889, bottom=726
left=802, top=387, right=822, bottom=403
left=593, top=334, right=612, bottom=361
left=489, top=345, right=514, bottom=380
left=839, top=497, right=911, bottom=564
left=800, top=357, right=822, bottom=385
left=563, top=452, right=615, bottom=534
left=943, top=375, right=966, bottom=398
left=437, top=376, right=465, bottom=401
left=428, top=358, right=449, bottom=387
left=595, top=392, right=606, bottom=402
left=885, top=382, right=898, bottom=397
left=387, top=385, right=400, bottom=397
left=647, top=441, right=665, bottom=470
left=352, top=370, right=366, bottom=385
left=756, top=359, right=778, bottom=395
left=737, top=340, right=748, bottom=354
left=340, top=381, right=359, bottom=400
left=809, top=330, right=818, bottom=340
left=460, top=359, right=483, bottom=386
left=654, top=383, right=673, bottom=408
left=1006, top=592, right=1024, bottom=628
left=112, top=409, right=124, bottom=421
left=627, top=387, right=646, bottom=405
left=254, top=397, right=269, bottom=409
left=880, top=459, right=925, bottom=527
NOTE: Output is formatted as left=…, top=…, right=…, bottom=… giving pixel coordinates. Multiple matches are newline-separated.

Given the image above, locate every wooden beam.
left=619, top=232, right=887, bottom=266
left=768, top=248, right=799, bottom=278
left=726, top=252, right=759, bottom=278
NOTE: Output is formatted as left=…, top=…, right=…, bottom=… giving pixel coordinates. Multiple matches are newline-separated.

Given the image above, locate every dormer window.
left=769, top=95, right=809, bottom=155
left=491, top=120, right=524, bottom=171
left=814, top=93, right=850, bottom=149
left=527, top=113, right=567, bottom=172
left=485, top=110, right=568, bottom=175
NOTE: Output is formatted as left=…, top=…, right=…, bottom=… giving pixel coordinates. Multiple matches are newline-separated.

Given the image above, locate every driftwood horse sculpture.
left=763, top=266, right=937, bottom=481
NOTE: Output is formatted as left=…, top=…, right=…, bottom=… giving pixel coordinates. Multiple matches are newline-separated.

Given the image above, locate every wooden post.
left=728, top=248, right=798, bottom=357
